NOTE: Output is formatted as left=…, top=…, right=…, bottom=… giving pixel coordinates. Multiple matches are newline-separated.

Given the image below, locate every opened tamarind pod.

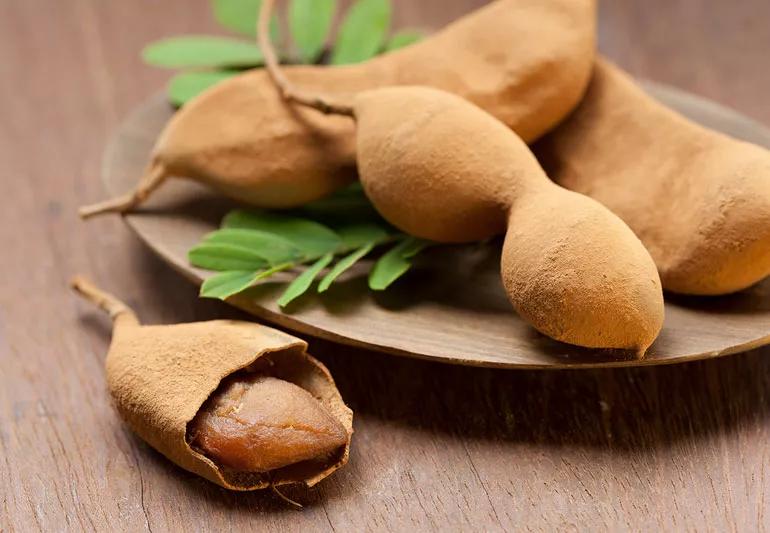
left=79, top=0, right=596, bottom=218
left=535, top=59, right=770, bottom=295
left=253, top=1, right=664, bottom=353
left=70, top=276, right=352, bottom=490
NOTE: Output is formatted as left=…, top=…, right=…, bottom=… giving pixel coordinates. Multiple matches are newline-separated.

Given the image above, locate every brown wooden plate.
left=102, top=82, right=770, bottom=369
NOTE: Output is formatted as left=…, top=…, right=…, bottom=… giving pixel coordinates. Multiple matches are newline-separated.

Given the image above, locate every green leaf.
left=200, top=263, right=294, bottom=300
left=318, top=243, right=373, bottom=292
left=289, top=0, right=337, bottom=62
left=331, top=0, right=391, bottom=65
left=223, top=210, right=342, bottom=258
left=142, top=36, right=263, bottom=69
left=168, top=70, right=238, bottom=106
left=399, top=237, right=428, bottom=258
left=200, top=270, right=259, bottom=299
left=278, top=253, right=334, bottom=307
left=213, top=0, right=260, bottom=35
left=385, top=29, right=423, bottom=51
left=188, top=243, right=270, bottom=271
left=336, top=223, right=389, bottom=250
left=368, top=237, right=428, bottom=290
left=203, top=228, right=302, bottom=264
left=212, top=0, right=280, bottom=40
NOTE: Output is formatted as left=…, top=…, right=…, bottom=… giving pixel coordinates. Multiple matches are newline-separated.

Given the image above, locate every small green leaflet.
left=189, top=200, right=430, bottom=303
left=200, top=270, right=258, bottom=299
left=203, top=228, right=302, bottom=264
left=336, top=222, right=389, bottom=250
left=385, top=30, right=423, bottom=52
left=399, top=237, right=428, bottom=259
left=168, top=70, right=238, bottom=106
left=368, top=237, right=429, bottom=290
left=201, top=263, right=294, bottom=300
left=223, top=210, right=342, bottom=258
left=188, top=243, right=269, bottom=271
left=289, top=0, right=337, bottom=63
left=331, top=0, right=391, bottom=65
left=212, top=0, right=280, bottom=40
left=318, top=243, right=374, bottom=292
left=277, top=253, right=334, bottom=307
left=142, top=36, right=263, bottom=69
left=212, top=0, right=261, bottom=35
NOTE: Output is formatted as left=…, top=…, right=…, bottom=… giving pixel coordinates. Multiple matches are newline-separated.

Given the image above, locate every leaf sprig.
left=143, top=0, right=425, bottom=106
left=191, top=185, right=431, bottom=305
left=148, top=1, right=432, bottom=304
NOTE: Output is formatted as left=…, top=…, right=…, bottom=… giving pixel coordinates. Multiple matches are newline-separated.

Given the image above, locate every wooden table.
left=2, top=1, right=769, bottom=530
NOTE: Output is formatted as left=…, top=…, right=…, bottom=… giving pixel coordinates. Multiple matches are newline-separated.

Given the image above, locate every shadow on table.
left=79, top=237, right=770, bottom=512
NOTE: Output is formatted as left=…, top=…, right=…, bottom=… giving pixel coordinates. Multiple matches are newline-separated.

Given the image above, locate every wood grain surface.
left=1, top=0, right=769, bottom=531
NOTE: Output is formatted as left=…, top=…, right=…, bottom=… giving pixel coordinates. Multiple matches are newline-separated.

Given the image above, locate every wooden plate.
left=102, top=83, right=770, bottom=369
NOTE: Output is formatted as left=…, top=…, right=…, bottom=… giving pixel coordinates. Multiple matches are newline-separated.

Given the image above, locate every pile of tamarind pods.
left=75, top=0, right=770, bottom=492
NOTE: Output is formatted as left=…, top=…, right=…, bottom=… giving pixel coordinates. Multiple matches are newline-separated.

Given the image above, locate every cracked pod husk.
left=71, top=277, right=353, bottom=490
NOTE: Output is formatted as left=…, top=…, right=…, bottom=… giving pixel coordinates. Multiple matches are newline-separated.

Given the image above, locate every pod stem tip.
left=78, top=163, right=167, bottom=220
left=70, top=276, right=139, bottom=326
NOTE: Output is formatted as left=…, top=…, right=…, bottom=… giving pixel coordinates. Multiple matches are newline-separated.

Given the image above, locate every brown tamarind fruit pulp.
left=254, top=1, right=664, bottom=353
left=70, top=276, right=353, bottom=490
left=536, top=59, right=770, bottom=295
left=79, top=0, right=596, bottom=218
left=190, top=375, right=348, bottom=473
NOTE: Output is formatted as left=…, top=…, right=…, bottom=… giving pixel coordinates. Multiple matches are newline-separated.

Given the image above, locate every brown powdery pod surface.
left=353, top=86, right=664, bottom=353
left=71, top=277, right=353, bottom=490
left=79, top=0, right=597, bottom=218
left=249, top=1, right=664, bottom=354
left=536, top=59, right=770, bottom=296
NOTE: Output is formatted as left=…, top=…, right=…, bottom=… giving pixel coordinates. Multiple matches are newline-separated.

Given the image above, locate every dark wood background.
left=2, top=0, right=769, bottom=530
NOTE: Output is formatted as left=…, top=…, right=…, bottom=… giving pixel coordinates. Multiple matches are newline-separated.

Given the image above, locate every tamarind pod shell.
left=153, top=0, right=596, bottom=209
left=106, top=320, right=352, bottom=490
left=352, top=86, right=664, bottom=351
left=536, top=58, right=770, bottom=295
left=353, top=85, right=530, bottom=242
left=502, top=188, right=665, bottom=353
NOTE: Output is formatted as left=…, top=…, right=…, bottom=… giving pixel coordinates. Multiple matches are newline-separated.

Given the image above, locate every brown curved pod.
left=72, top=277, right=352, bottom=490
left=536, top=59, right=770, bottom=295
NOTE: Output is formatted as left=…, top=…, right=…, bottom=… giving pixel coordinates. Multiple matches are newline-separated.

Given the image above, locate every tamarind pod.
left=352, top=87, right=664, bottom=352
left=536, top=59, right=770, bottom=295
left=71, top=277, right=353, bottom=490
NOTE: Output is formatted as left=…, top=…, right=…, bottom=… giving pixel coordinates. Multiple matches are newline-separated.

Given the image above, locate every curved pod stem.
left=258, top=0, right=355, bottom=118
left=79, top=163, right=168, bottom=219
left=70, top=276, right=140, bottom=328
